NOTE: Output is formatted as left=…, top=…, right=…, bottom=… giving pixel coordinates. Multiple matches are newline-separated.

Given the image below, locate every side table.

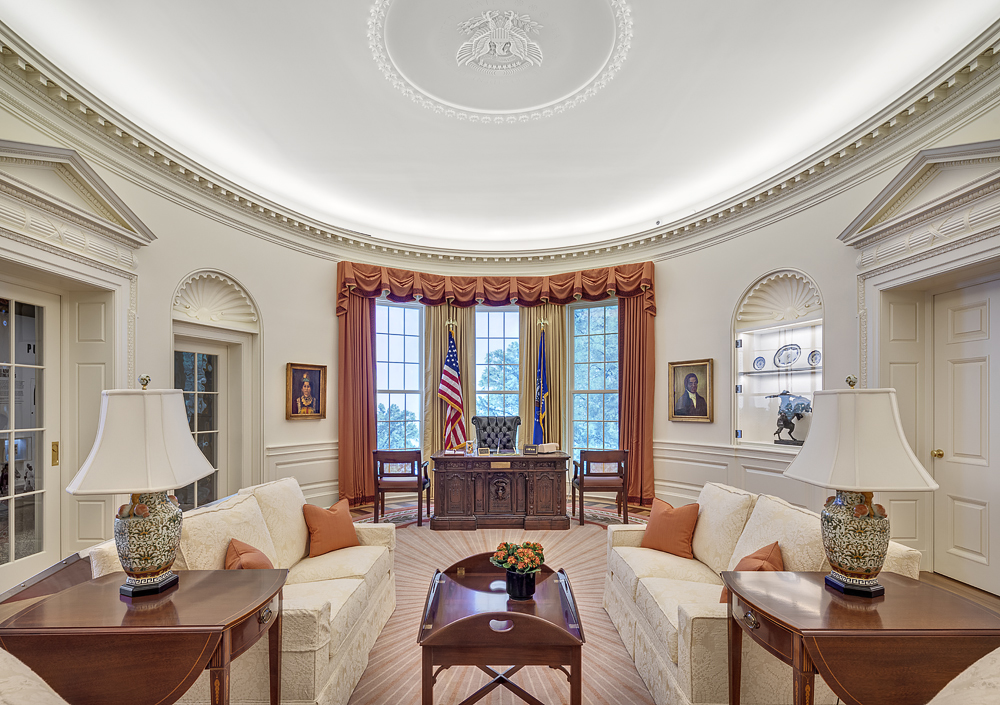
left=0, top=568, right=286, bottom=705
left=723, top=571, right=1000, bottom=705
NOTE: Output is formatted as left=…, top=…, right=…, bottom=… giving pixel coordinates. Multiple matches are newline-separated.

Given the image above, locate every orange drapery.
left=619, top=295, right=655, bottom=506
left=336, top=260, right=657, bottom=506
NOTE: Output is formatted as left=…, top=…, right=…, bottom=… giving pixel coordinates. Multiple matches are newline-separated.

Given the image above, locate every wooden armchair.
left=572, top=449, right=629, bottom=527
left=373, top=449, right=430, bottom=527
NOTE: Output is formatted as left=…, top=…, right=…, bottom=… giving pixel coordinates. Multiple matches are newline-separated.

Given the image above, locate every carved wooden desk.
left=430, top=451, right=570, bottom=530
left=0, top=567, right=286, bottom=705
left=723, top=571, right=1000, bottom=705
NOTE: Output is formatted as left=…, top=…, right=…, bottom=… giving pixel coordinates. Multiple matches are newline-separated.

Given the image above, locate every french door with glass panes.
left=173, top=342, right=228, bottom=511
left=0, top=284, right=59, bottom=587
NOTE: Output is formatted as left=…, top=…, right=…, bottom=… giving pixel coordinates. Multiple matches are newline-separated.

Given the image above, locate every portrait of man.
left=669, top=359, right=714, bottom=422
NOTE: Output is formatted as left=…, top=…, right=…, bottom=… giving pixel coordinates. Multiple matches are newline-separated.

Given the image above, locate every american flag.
left=438, top=331, right=467, bottom=449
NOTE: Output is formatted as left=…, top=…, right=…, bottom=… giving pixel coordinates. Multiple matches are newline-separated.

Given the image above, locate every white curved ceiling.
left=1, top=1, right=998, bottom=252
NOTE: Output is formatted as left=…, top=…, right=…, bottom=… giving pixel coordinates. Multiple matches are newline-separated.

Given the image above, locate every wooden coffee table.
left=0, top=567, right=286, bottom=705
left=417, top=553, right=585, bottom=705
left=723, top=571, right=1000, bottom=705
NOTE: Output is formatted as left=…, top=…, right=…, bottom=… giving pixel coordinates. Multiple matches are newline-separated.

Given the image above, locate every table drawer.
left=231, top=594, right=280, bottom=658
left=734, top=596, right=791, bottom=661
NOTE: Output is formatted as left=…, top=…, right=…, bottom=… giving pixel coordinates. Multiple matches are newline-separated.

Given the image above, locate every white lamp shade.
left=783, top=388, right=939, bottom=492
left=67, top=389, right=216, bottom=495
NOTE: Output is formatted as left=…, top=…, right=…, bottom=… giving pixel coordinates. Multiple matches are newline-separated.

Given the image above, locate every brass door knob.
left=931, top=449, right=944, bottom=459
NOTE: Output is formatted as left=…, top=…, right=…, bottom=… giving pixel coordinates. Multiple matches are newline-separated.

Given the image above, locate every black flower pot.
left=506, top=570, right=536, bottom=601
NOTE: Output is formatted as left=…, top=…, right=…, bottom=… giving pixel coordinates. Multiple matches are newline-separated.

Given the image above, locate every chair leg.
left=572, top=485, right=576, bottom=518
left=417, top=490, right=422, bottom=527
left=623, top=492, right=628, bottom=526
left=579, top=489, right=585, bottom=527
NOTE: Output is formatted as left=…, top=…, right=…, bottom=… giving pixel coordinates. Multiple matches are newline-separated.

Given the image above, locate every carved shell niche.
left=172, top=271, right=259, bottom=333
left=735, top=271, right=822, bottom=331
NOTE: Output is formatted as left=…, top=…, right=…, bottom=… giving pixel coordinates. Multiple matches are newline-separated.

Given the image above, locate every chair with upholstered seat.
left=471, top=415, right=521, bottom=451
left=373, top=449, right=430, bottom=526
left=572, top=449, right=629, bottom=526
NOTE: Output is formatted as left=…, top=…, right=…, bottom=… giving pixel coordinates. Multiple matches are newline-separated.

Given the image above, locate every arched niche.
left=733, top=269, right=824, bottom=448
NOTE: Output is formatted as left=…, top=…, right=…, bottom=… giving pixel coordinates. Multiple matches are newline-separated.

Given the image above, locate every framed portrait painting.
left=668, top=359, right=713, bottom=423
left=286, top=363, right=327, bottom=420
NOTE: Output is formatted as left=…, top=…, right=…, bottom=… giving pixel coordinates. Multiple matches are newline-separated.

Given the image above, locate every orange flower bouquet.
left=490, top=541, right=545, bottom=574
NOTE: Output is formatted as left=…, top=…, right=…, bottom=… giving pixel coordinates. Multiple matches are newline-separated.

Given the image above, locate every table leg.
left=210, top=664, right=230, bottom=705
left=727, top=599, right=742, bottom=705
left=571, top=645, right=582, bottom=705
left=422, top=647, right=434, bottom=705
left=791, top=637, right=815, bottom=705
left=269, top=595, right=282, bottom=705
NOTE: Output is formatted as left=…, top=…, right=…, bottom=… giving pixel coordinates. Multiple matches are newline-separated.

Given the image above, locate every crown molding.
left=1, top=18, right=1000, bottom=267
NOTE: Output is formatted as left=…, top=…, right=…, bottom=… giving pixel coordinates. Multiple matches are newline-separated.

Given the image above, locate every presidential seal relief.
left=456, top=10, right=543, bottom=75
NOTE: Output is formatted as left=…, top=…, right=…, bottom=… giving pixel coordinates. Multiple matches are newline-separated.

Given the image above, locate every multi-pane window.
left=173, top=351, right=219, bottom=511
left=0, top=299, right=45, bottom=564
left=475, top=308, right=519, bottom=417
left=571, top=302, right=619, bottom=462
left=376, top=302, right=422, bottom=450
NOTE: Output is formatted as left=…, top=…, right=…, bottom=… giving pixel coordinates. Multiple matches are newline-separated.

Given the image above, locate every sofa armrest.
left=606, top=524, right=646, bottom=565
left=78, top=540, right=121, bottom=579
left=883, top=539, right=921, bottom=579
left=355, top=523, right=396, bottom=552
left=677, top=602, right=730, bottom=704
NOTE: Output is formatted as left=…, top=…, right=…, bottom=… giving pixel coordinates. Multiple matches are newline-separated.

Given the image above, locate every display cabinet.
left=734, top=271, right=823, bottom=447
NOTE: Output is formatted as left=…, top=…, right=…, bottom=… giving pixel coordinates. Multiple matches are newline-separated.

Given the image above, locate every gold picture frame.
left=286, top=363, right=327, bottom=420
left=668, top=359, right=713, bottom=423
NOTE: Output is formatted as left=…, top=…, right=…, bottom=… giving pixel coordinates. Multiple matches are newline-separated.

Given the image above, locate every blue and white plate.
left=752, top=356, right=766, bottom=371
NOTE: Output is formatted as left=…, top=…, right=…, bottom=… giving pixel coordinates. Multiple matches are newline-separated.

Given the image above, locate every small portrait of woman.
left=286, top=363, right=327, bottom=419
left=668, top=359, right=713, bottom=423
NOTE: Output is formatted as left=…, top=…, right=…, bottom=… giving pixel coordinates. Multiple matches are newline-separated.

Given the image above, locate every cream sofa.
left=83, top=478, right=395, bottom=705
left=603, top=482, right=922, bottom=705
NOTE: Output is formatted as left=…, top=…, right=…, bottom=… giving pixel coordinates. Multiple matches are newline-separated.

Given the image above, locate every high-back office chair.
left=372, top=449, right=430, bottom=527
left=572, top=449, right=629, bottom=526
left=470, top=416, right=521, bottom=451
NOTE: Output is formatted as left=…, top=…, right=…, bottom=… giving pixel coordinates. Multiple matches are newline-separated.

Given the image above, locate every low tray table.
left=417, top=553, right=585, bottom=705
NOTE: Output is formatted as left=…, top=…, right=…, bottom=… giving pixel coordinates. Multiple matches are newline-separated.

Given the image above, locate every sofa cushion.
left=0, top=648, right=71, bottom=705
left=282, top=578, right=368, bottom=653
left=239, top=477, right=310, bottom=569
left=303, top=500, right=360, bottom=557
left=635, top=577, right=725, bottom=665
left=610, top=546, right=722, bottom=599
left=927, top=645, right=1000, bottom=705
left=226, top=539, right=274, bottom=570
left=691, top=483, right=757, bottom=575
left=286, top=545, right=391, bottom=599
left=175, top=493, right=278, bottom=571
left=728, top=494, right=826, bottom=572
left=720, top=541, right=783, bottom=602
left=640, top=499, right=699, bottom=558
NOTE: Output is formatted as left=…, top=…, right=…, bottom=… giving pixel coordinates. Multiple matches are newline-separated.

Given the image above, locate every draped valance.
left=336, top=261, right=655, bottom=315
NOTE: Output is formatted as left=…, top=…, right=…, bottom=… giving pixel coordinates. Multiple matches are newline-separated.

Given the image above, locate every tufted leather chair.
left=471, top=416, right=521, bottom=451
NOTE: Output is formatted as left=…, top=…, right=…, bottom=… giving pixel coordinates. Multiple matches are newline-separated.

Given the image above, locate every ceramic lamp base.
left=114, top=491, right=184, bottom=599
left=120, top=572, right=179, bottom=598
left=824, top=572, right=885, bottom=598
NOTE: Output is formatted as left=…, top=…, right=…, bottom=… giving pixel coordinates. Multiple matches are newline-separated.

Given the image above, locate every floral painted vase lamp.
left=783, top=376, right=938, bottom=597
left=67, top=376, right=215, bottom=598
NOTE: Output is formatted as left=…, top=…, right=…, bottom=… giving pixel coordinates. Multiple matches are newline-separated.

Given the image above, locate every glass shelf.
left=739, top=367, right=822, bottom=376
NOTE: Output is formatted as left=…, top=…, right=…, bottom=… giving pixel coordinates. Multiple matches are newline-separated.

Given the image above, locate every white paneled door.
left=0, top=283, right=60, bottom=588
left=933, top=279, right=1000, bottom=595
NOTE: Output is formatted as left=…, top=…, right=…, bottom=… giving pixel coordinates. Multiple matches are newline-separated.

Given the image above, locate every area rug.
left=354, top=507, right=647, bottom=528
left=348, top=523, right=654, bottom=705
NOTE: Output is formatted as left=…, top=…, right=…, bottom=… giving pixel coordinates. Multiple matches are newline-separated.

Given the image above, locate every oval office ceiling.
left=0, top=0, right=998, bottom=253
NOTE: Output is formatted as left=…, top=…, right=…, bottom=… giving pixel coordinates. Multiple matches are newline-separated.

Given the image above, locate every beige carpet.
left=349, top=523, right=655, bottom=705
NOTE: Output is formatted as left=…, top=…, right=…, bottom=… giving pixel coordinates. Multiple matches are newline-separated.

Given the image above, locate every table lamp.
left=782, top=376, right=938, bottom=597
left=67, top=376, right=215, bottom=597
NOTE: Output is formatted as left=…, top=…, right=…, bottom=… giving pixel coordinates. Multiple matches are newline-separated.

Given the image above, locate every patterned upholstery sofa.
left=603, top=482, right=921, bottom=705
left=0, top=647, right=71, bottom=705
left=84, top=477, right=395, bottom=705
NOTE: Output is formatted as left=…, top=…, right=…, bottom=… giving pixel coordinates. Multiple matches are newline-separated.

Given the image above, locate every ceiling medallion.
left=456, top=11, right=543, bottom=75
left=368, top=0, right=633, bottom=123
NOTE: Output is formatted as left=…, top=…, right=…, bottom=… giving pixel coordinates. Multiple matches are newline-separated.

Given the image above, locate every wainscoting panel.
left=264, top=441, right=339, bottom=507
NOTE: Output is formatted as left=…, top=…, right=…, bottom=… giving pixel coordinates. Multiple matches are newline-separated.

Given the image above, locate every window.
left=475, top=307, right=520, bottom=417
left=571, top=302, right=619, bottom=461
left=173, top=349, right=224, bottom=511
left=375, top=302, right=422, bottom=450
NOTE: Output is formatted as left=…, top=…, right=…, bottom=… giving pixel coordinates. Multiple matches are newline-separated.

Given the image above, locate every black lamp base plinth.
left=824, top=573, right=884, bottom=598
left=120, top=572, right=179, bottom=599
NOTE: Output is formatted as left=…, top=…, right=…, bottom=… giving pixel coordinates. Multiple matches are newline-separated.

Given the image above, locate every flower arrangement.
left=490, top=541, right=544, bottom=574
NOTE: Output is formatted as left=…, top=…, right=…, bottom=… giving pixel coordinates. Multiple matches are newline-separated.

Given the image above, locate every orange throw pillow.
left=720, top=541, right=784, bottom=603
left=303, top=499, right=360, bottom=557
left=225, top=538, right=274, bottom=570
left=640, top=498, right=700, bottom=558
